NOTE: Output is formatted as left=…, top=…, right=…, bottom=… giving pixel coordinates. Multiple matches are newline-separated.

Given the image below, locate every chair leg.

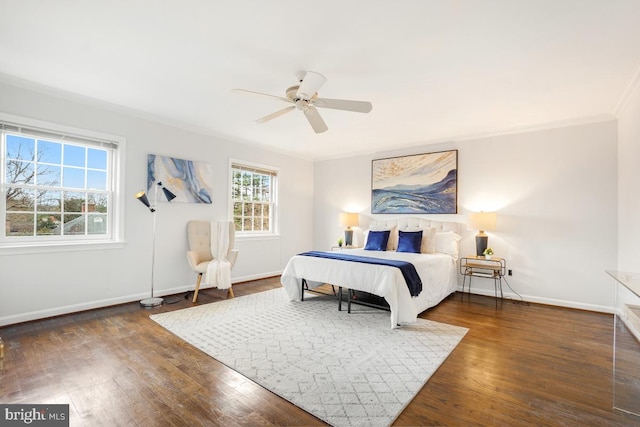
left=193, top=273, right=203, bottom=303
left=228, top=286, right=234, bottom=299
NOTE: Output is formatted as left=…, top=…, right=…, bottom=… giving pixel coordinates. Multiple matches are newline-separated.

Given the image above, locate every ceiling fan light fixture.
left=296, top=71, right=327, bottom=100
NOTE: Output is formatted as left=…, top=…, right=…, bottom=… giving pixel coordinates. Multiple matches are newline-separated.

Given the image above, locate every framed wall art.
left=147, top=154, right=213, bottom=204
left=371, top=150, right=457, bottom=214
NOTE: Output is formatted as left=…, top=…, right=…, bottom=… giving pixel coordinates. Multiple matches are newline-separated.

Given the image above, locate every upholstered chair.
left=186, top=220, right=239, bottom=302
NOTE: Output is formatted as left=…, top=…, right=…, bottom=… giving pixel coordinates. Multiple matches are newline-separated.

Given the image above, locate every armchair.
left=186, top=220, right=239, bottom=302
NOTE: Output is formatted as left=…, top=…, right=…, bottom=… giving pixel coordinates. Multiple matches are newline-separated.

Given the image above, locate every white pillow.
left=435, top=230, right=461, bottom=257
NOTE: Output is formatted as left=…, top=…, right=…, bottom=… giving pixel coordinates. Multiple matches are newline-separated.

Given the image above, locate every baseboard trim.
left=0, top=292, right=151, bottom=327
left=457, top=286, right=614, bottom=314
left=3, top=273, right=610, bottom=327
left=233, top=271, right=284, bottom=284
left=0, top=271, right=285, bottom=327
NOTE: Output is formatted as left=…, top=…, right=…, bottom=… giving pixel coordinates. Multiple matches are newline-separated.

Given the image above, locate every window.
left=1, top=113, right=124, bottom=251
left=230, top=161, right=278, bottom=235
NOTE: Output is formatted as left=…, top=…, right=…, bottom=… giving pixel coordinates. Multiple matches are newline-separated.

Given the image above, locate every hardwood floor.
left=1, top=277, right=639, bottom=426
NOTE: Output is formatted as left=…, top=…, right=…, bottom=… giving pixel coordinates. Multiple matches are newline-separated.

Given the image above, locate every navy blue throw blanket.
left=298, top=251, right=423, bottom=297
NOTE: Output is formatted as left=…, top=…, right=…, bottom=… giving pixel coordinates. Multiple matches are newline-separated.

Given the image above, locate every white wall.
left=0, top=76, right=624, bottom=324
left=615, top=73, right=640, bottom=312
left=314, top=120, right=618, bottom=312
left=0, top=81, right=314, bottom=326
left=617, top=77, right=640, bottom=272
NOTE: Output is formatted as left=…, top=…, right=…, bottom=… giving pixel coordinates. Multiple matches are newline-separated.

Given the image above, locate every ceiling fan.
left=233, top=71, right=372, bottom=133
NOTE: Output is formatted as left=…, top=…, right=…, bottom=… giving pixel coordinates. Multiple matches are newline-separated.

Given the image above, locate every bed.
left=281, top=218, right=462, bottom=328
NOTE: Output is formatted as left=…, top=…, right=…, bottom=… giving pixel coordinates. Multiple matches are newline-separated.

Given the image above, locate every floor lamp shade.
left=157, top=181, right=177, bottom=202
left=162, top=187, right=177, bottom=202
left=135, top=191, right=155, bottom=212
left=469, top=212, right=497, bottom=256
left=339, top=212, right=359, bottom=246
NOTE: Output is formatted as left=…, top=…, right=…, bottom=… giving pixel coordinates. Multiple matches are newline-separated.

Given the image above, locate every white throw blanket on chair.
left=203, top=221, right=232, bottom=290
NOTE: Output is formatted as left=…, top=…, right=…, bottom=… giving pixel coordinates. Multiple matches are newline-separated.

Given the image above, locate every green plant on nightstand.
left=338, top=238, right=344, bottom=247
left=483, top=247, right=494, bottom=259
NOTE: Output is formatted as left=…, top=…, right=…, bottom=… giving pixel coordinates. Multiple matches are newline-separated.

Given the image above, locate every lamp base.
left=344, top=229, right=354, bottom=246
left=140, top=297, right=163, bottom=307
left=475, top=235, right=488, bottom=257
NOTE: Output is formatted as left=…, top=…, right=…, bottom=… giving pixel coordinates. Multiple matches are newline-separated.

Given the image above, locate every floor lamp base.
left=140, top=297, right=163, bottom=307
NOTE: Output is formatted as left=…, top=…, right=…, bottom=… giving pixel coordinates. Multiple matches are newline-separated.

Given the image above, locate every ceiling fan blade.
left=313, top=97, right=373, bottom=113
left=232, top=88, right=291, bottom=103
left=255, top=106, right=296, bottom=123
left=296, top=71, right=327, bottom=100
left=303, top=106, right=328, bottom=133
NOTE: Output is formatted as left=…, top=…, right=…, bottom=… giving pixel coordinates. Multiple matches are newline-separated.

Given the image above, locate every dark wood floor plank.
left=1, top=277, right=639, bottom=426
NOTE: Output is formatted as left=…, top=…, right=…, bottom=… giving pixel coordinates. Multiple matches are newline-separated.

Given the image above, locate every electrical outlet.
left=508, top=269, right=513, bottom=276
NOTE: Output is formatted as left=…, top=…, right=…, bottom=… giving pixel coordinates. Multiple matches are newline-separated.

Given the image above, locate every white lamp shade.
left=339, top=212, right=359, bottom=228
left=469, top=212, right=497, bottom=231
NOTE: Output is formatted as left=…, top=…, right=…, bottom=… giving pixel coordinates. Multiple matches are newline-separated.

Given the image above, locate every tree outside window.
left=231, top=163, right=277, bottom=234
left=3, top=133, right=110, bottom=239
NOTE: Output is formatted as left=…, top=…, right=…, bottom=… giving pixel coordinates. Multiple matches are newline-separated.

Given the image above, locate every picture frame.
left=147, top=154, right=213, bottom=204
left=371, top=149, right=458, bottom=214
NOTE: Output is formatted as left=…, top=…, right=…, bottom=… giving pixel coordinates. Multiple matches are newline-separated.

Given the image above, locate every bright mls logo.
left=1, top=405, right=69, bottom=426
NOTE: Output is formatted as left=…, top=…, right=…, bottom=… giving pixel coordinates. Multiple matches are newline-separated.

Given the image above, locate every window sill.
left=235, top=233, right=280, bottom=242
left=0, top=240, right=126, bottom=255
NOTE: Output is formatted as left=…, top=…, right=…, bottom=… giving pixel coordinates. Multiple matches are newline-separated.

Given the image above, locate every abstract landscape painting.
left=147, top=154, right=213, bottom=204
left=371, top=150, right=457, bottom=214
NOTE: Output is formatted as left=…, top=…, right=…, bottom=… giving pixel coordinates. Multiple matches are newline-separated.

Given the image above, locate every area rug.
left=150, top=288, right=467, bottom=426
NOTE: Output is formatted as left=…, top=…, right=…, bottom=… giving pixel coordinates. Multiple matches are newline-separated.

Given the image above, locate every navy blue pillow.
left=364, top=230, right=390, bottom=251
left=397, top=230, right=423, bottom=253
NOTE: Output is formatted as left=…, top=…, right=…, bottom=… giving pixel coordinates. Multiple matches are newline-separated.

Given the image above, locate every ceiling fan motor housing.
left=286, top=85, right=313, bottom=110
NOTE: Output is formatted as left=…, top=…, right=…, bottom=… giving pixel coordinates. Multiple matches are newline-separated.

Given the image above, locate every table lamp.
left=469, top=211, right=497, bottom=256
left=339, top=212, right=359, bottom=247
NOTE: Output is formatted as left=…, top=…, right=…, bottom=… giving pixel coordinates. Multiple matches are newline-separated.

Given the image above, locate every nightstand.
left=460, top=256, right=506, bottom=298
left=331, top=245, right=362, bottom=251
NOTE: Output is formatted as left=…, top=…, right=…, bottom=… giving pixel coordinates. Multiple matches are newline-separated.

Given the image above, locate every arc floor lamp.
left=135, top=181, right=177, bottom=307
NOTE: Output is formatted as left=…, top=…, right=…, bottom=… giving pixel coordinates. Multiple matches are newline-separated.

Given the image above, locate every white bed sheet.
left=280, top=249, right=458, bottom=328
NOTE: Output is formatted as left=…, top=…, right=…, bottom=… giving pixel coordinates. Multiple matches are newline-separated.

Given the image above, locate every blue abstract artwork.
left=147, top=154, right=213, bottom=204
left=371, top=150, right=457, bottom=214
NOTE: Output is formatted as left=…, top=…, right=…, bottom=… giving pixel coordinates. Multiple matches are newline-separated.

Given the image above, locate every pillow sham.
left=435, top=230, right=461, bottom=257
left=364, top=230, right=391, bottom=251
left=422, top=227, right=437, bottom=254
left=396, top=230, right=422, bottom=253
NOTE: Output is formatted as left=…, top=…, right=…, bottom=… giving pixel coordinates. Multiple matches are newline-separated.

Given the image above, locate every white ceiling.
left=1, top=1, right=639, bottom=160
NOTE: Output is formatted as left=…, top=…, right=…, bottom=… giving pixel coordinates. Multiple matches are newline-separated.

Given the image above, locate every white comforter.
left=280, top=249, right=458, bottom=328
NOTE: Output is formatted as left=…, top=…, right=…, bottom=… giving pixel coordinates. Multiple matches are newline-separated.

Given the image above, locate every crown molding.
left=315, top=114, right=616, bottom=163
left=613, top=61, right=640, bottom=117
left=0, top=72, right=619, bottom=164
left=0, top=73, right=315, bottom=162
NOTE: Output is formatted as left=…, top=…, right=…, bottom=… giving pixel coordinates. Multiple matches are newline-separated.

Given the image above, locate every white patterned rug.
left=150, top=288, right=467, bottom=427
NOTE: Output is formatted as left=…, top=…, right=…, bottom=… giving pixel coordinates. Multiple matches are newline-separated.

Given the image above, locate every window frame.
left=0, top=112, right=125, bottom=254
left=229, top=159, right=279, bottom=238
